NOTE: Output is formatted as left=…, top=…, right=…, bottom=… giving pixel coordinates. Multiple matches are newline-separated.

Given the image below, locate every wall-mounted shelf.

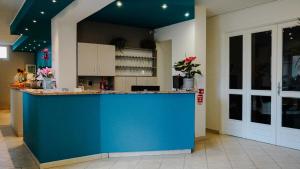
left=116, top=55, right=156, bottom=59
left=115, top=48, right=157, bottom=77
left=116, top=66, right=156, bottom=69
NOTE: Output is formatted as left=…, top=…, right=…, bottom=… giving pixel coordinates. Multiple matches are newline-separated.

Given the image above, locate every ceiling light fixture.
left=52, top=0, right=57, bottom=3
left=40, top=11, right=45, bottom=15
left=184, top=12, right=190, bottom=17
left=25, top=28, right=29, bottom=31
left=43, top=41, right=47, bottom=43
left=33, top=20, right=37, bottom=23
left=38, top=44, right=41, bottom=47
left=116, top=1, right=122, bottom=7
left=161, top=4, right=168, bottom=10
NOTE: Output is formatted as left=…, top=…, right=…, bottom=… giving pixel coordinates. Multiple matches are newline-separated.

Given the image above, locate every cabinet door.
left=98, top=45, right=115, bottom=76
left=137, top=77, right=158, bottom=86
left=78, top=43, right=98, bottom=76
left=114, top=77, right=125, bottom=91
left=125, top=77, right=137, bottom=91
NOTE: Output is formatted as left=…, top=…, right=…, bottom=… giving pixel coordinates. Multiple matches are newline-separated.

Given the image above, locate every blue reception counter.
left=22, top=90, right=195, bottom=165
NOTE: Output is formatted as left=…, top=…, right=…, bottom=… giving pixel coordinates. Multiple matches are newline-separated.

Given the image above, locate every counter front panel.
left=23, top=92, right=195, bottom=163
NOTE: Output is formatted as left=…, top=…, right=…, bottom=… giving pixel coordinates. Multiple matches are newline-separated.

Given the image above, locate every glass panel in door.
left=229, top=36, right=243, bottom=89
left=282, top=98, right=300, bottom=129
left=251, top=96, right=271, bottom=125
left=252, top=31, right=272, bottom=90
left=229, top=94, right=243, bottom=120
left=282, top=26, right=300, bottom=91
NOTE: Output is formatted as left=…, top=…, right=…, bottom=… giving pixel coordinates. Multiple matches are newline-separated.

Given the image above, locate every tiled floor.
left=1, top=110, right=300, bottom=169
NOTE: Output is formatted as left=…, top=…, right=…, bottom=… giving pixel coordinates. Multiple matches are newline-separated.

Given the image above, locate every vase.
left=183, top=78, right=194, bottom=90
left=43, top=78, right=52, bottom=89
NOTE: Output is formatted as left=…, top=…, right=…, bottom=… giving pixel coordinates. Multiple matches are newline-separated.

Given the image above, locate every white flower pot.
left=43, top=78, right=52, bottom=89
left=183, top=78, right=194, bottom=90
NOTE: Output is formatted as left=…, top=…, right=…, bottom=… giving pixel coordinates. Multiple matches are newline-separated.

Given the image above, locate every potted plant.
left=174, top=56, right=202, bottom=90
left=37, top=67, right=54, bottom=89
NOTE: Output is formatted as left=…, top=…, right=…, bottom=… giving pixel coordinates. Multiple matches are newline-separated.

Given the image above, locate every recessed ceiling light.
left=29, top=44, right=32, bottom=46
left=25, top=28, right=29, bottom=31
left=43, top=41, right=47, bottom=43
left=52, top=0, right=57, bottom=3
left=33, top=40, right=36, bottom=42
left=30, top=49, right=32, bottom=52
left=184, top=12, right=190, bottom=17
left=25, top=47, right=27, bottom=49
left=33, top=20, right=37, bottom=23
left=116, top=1, right=122, bottom=7
left=38, top=44, right=41, bottom=47
left=40, top=11, right=45, bottom=15
left=20, top=33, right=23, bottom=36
left=161, top=4, right=168, bottom=10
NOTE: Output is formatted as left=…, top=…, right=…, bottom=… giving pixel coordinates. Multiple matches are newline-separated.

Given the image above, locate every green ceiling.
left=86, top=0, right=195, bottom=29
left=11, top=0, right=75, bottom=52
left=11, top=0, right=195, bottom=53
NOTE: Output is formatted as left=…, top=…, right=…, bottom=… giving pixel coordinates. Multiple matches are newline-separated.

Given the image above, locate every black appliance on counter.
left=131, top=86, right=160, bottom=91
left=173, top=75, right=183, bottom=90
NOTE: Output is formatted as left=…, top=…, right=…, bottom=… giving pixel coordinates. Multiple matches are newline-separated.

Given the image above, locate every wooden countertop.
left=21, top=89, right=196, bottom=96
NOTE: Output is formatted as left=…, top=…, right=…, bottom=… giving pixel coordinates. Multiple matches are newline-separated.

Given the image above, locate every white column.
left=51, top=0, right=114, bottom=89
left=194, top=3, right=206, bottom=137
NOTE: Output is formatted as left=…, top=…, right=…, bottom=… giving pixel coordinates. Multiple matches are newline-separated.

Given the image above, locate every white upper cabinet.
left=98, top=44, right=115, bottom=76
left=78, top=43, right=98, bottom=76
left=78, top=43, right=115, bottom=76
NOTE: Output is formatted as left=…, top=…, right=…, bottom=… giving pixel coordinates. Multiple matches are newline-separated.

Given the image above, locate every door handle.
left=277, top=82, right=281, bottom=95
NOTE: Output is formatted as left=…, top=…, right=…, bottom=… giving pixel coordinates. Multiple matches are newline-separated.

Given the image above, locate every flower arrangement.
left=37, top=67, right=53, bottom=78
left=42, top=48, right=49, bottom=60
left=174, top=56, right=202, bottom=78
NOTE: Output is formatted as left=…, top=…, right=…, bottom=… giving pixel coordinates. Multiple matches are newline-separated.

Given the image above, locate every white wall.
left=206, top=0, right=300, bottom=131
left=0, top=48, right=34, bottom=109
left=156, top=41, right=172, bottom=91
left=51, top=0, right=114, bottom=89
left=0, top=0, right=23, bottom=45
left=155, top=20, right=195, bottom=75
left=155, top=5, right=207, bottom=137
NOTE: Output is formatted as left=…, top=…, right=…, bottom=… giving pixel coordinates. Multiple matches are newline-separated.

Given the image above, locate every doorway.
left=223, top=21, right=300, bottom=150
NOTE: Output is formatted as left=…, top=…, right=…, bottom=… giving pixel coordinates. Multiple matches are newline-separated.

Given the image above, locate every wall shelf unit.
left=115, top=48, right=157, bottom=77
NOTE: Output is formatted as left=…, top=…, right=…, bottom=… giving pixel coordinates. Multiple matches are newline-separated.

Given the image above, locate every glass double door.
left=224, top=21, right=300, bottom=149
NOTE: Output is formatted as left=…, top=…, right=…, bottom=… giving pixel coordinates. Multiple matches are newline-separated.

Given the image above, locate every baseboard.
left=195, top=136, right=206, bottom=142
left=11, top=126, right=23, bottom=137
left=40, top=154, right=108, bottom=169
left=24, top=143, right=191, bottom=168
left=24, top=143, right=108, bottom=169
left=109, top=149, right=191, bottom=158
left=24, top=143, right=41, bottom=168
left=206, top=128, right=220, bottom=134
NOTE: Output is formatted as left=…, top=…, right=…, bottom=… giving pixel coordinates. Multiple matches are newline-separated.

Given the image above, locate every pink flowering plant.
left=174, top=56, right=202, bottom=78
left=37, top=67, right=54, bottom=78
